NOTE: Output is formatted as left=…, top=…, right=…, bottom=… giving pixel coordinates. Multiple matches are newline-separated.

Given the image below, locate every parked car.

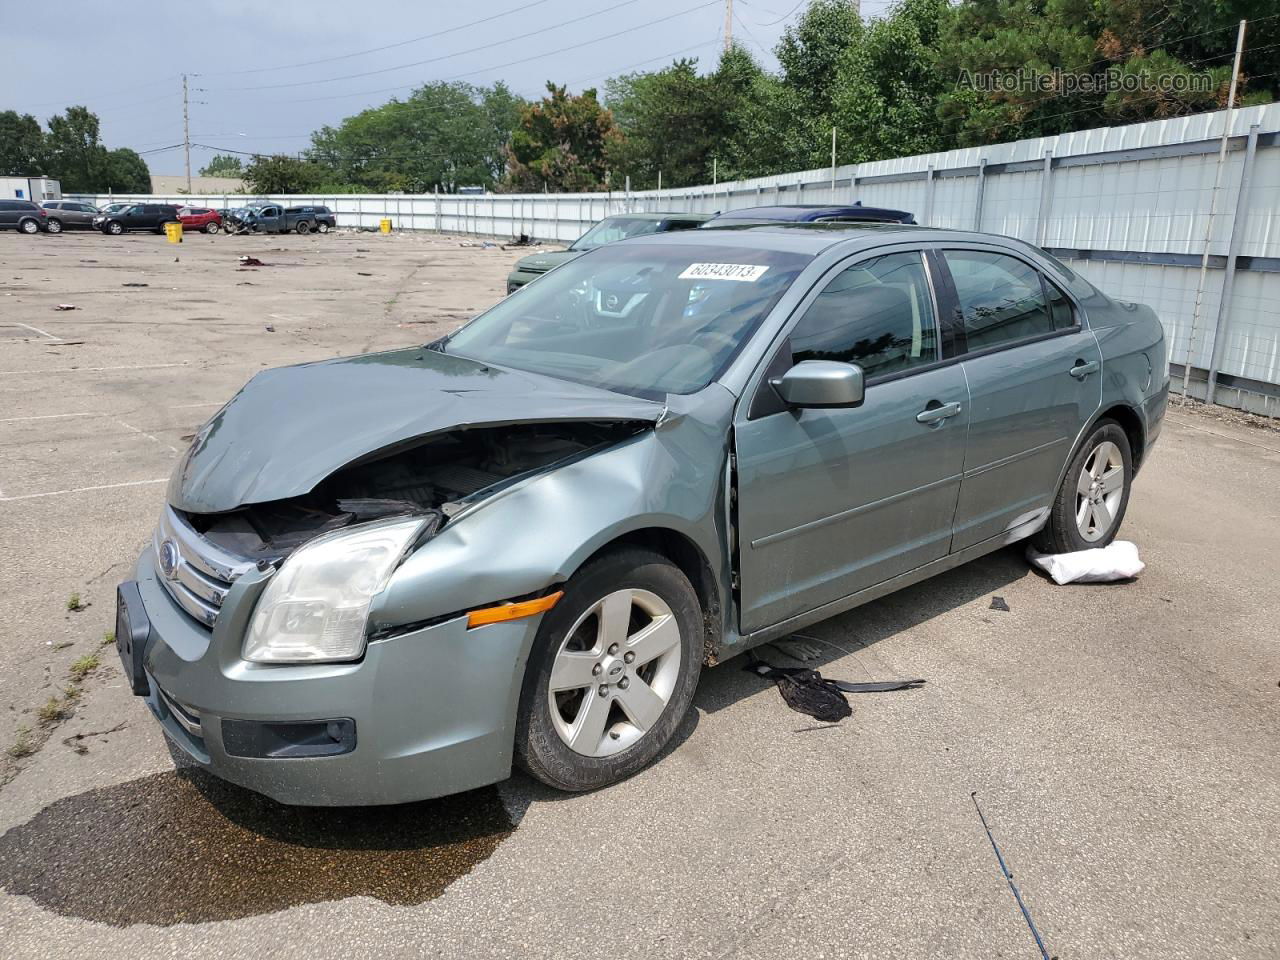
left=506, top=212, right=712, bottom=292
left=99, top=202, right=137, bottom=217
left=41, top=200, right=101, bottom=232
left=224, top=203, right=332, bottom=234
left=287, top=205, right=336, bottom=233
left=117, top=222, right=1167, bottom=805
left=94, top=203, right=182, bottom=235
left=702, top=203, right=916, bottom=227
left=0, top=199, right=49, bottom=233
left=177, top=206, right=223, bottom=234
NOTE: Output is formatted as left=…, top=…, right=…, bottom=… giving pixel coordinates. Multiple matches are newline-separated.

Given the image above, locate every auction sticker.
left=679, top=262, right=770, bottom=282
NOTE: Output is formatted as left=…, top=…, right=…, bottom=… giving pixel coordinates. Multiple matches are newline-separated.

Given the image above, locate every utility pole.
left=182, top=73, right=192, bottom=194
left=724, top=0, right=733, bottom=53
left=1183, top=18, right=1246, bottom=400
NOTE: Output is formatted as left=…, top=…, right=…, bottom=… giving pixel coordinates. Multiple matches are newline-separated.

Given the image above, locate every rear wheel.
left=1033, top=419, right=1132, bottom=554
left=316, top=221, right=330, bottom=234
left=515, top=548, right=702, bottom=792
left=45, top=218, right=63, bottom=234
left=295, top=221, right=311, bottom=234
left=19, top=217, right=40, bottom=234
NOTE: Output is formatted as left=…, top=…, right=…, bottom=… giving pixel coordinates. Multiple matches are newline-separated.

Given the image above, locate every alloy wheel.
left=1075, top=440, right=1125, bottom=542
left=548, top=588, right=683, bottom=758
left=46, top=219, right=62, bottom=234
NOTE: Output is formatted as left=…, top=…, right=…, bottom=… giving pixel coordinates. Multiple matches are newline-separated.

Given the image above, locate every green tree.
left=776, top=0, right=863, bottom=147
left=244, top=154, right=325, bottom=194
left=832, top=0, right=954, bottom=163
left=0, top=111, right=45, bottom=175
left=103, top=148, right=152, bottom=193
left=43, top=106, right=106, bottom=192
left=309, top=81, right=524, bottom=192
left=199, top=153, right=244, bottom=178
left=504, top=83, right=621, bottom=192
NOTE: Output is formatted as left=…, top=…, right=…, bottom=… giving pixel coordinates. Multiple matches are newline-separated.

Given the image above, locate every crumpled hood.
left=514, top=249, right=581, bottom=274
left=168, top=347, right=663, bottom=514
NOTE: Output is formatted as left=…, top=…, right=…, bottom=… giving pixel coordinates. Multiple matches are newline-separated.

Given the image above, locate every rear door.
left=734, top=246, right=969, bottom=633
left=936, top=246, right=1102, bottom=551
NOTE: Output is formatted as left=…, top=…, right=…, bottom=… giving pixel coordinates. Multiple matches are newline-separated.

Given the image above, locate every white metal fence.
left=75, top=102, right=1280, bottom=415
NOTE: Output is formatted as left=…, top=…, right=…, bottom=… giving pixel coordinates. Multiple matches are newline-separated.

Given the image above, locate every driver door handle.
left=916, top=401, right=962, bottom=424
left=1069, top=359, right=1100, bottom=379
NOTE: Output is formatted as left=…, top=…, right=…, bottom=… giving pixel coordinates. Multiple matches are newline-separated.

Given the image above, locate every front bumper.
left=505, top=269, right=546, bottom=293
left=128, top=549, right=543, bottom=806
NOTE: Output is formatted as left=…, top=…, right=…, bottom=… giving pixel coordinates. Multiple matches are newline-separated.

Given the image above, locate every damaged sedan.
left=117, top=223, right=1167, bottom=804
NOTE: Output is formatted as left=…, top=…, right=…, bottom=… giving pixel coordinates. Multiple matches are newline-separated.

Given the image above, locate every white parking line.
left=0, top=362, right=187, bottom=376
left=8, top=321, right=62, bottom=342
left=0, top=478, right=167, bottom=503
left=170, top=401, right=223, bottom=409
left=0, top=412, right=106, bottom=424
left=115, top=418, right=180, bottom=454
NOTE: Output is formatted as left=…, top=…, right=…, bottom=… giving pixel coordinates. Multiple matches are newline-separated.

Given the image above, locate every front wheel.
left=19, top=217, right=40, bottom=234
left=205, top=222, right=220, bottom=234
left=105, top=221, right=124, bottom=235
left=1034, top=419, right=1132, bottom=554
left=515, top=548, right=702, bottom=792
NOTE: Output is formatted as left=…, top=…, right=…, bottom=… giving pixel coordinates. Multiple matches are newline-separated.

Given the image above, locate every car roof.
left=601, top=211, right=714, bottom=222
left=706, top=204, right=913, bottom=223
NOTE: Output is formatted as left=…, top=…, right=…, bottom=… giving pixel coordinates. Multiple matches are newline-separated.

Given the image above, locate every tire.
left=1033, top=419, right=1132, bottom=554
left=105, top=221, right=124, bottom=235
left=317, top=221, right=330, bottom=234
left=18, top=217, right=40, bottom=235
left=45, top=218, right=63, bottom=234
left=205, top=222, right=220, bottom=234
left=295, top=221, right=311, bottom=235
left=515, top=547, right=703, bottom=792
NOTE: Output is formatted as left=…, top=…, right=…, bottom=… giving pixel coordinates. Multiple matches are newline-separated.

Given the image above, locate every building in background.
left=0, top=176, right=61, bottom=201
left=149, top=175, right=246, bottom=195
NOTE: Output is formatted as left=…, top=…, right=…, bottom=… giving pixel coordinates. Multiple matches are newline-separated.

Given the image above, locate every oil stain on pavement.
left=0, top=769, right=514, bottom=926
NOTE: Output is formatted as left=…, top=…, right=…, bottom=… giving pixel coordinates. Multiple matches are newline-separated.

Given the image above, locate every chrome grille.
left=154, top=506, right=255, bottom=628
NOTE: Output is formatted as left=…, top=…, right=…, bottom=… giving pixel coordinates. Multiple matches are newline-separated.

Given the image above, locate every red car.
left=178, top=206, right=223, bottom=234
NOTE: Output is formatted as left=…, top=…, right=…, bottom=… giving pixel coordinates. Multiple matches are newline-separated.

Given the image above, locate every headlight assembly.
left=243, top=517, right=424, bottom=664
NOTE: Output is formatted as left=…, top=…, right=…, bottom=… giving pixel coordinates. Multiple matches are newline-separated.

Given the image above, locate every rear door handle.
left=1069, top=360, right=1100, bottom=379
left=916, top=401, right=963, bottom=424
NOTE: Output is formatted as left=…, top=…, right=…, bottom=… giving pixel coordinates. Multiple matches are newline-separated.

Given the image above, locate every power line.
left=234, top=1, right=723, bottom=106
left=202, top=0, right=560, bottom=77
left=208, top=0, right=647, bottom=92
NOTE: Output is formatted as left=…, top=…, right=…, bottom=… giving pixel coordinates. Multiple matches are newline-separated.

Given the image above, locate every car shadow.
left=694, top=544, right=1032, bottom=716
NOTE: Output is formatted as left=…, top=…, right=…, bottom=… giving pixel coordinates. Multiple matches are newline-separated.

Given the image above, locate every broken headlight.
left=243, top=517, right=424, bottom=664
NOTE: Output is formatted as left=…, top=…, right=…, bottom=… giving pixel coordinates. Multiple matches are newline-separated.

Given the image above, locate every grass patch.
left=101, top=629, right=115, bottom=647
left=38, top=696, right=72, bottom=726
left=69, top=652, right=100, bottom=680
left=7, top=725, right=36, bottom=759
left=66, top=593, right=85, bottom=612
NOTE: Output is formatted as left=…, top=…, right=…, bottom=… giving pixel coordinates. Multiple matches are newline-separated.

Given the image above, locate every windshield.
left=569, top=217, right=665, bottom=251
left=442, top=243, right=810, bottom=398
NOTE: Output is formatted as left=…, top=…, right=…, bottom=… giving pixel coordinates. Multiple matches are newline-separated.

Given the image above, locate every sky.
left=0, top=0, right=888, bottom=176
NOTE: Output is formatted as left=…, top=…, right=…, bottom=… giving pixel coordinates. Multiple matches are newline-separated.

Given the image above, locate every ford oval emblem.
left=159, top=540, right=180, bottom=579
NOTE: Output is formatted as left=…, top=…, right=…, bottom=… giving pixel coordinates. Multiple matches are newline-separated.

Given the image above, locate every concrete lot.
left=1, top=230, right=1278, bottom=959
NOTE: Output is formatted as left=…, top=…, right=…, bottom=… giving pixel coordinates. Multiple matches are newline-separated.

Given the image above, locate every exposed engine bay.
left=183, top=421, right=645, bottom=560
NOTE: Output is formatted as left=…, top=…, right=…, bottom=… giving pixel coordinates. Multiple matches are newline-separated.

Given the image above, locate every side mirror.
left=771, top=360, right=865, bottom=409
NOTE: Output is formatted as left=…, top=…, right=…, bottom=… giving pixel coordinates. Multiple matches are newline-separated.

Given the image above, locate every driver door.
left=734, top=248, right=970, bottom=634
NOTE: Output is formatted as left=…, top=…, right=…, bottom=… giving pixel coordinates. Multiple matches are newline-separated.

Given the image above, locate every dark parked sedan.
left=703, top=203, right=916, bottom=227
left=94, top=203, right=182, bottom=235
left=118, top=222, right=1166, bottom=805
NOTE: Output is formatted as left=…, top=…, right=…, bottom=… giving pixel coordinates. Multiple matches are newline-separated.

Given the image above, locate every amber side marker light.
left=467, top=591, right=564, bottom=629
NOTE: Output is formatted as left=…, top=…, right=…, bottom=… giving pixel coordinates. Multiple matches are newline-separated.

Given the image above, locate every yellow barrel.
left=165, top=222, right=183, bottom=244
left=379, top=218, right=392, bottom=234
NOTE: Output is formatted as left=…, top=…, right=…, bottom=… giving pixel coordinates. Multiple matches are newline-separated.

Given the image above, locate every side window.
left=944, top=250, right=1053, bottom=351
left=789, top=251, right=938, bottom=380
left=1045, top=277, right=1076, bottom=329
